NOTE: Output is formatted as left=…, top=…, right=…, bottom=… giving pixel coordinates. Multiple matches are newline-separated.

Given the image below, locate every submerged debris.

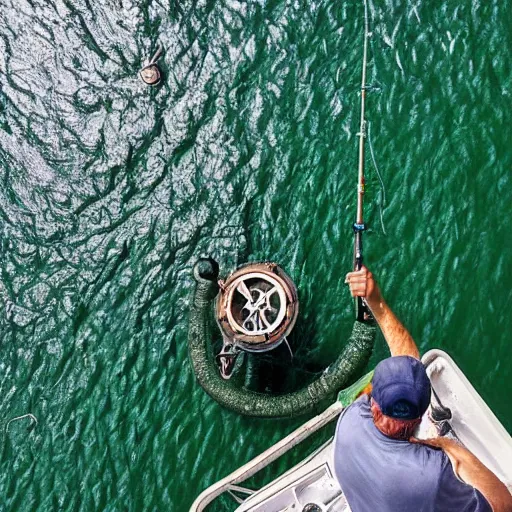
left=6, top=413, right=38, bottom=431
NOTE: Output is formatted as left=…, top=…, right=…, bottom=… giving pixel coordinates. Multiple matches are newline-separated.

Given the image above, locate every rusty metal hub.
left=216, top=262, right=299, bottom=378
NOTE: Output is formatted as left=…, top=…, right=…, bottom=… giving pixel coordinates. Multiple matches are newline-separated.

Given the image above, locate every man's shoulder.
left=339, top=394, right=371, bottom=421
left=346, top=393, right=371, bottom=412
left=410, top=440, right=449, bottom=471
left=335, top=394, right=372, bottom=437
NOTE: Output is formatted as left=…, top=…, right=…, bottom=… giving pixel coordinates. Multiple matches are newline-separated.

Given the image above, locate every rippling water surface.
left=0, top=0, right=510, bottom=510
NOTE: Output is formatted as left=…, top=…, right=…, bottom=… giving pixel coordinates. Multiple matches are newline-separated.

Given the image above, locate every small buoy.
left=140, top=64, right=161, bottom=86
left=140, top=45, right=163, bottom=86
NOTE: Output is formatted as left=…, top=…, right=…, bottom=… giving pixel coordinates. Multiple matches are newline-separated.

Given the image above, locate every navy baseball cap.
left=372, top=356, right=431, bottom=420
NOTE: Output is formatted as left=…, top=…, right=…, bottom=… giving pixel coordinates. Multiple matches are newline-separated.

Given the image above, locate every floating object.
left=6, top=413, right=38, bottom=431
left=215, top=262, right=299, bottom=379
left=139, top=46, right=163, bottom=86
left=188, top=258, right=375, bottom=418
left=190, top=350, right=512, bottom=511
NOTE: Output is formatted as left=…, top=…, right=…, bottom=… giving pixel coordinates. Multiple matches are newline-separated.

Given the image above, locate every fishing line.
left=367, top=120, right=387, bottom=235
left=361, top=0, right=387, bottom=237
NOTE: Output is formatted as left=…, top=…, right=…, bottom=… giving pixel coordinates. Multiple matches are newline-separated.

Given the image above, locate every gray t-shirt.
left=333, top=395, right=492, bottom=512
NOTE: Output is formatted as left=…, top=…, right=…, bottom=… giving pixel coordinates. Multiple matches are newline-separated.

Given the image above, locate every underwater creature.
left=188, top=258, right=376, bottom=418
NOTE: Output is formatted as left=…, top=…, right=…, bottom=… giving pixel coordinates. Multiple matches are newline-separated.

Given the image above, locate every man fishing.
left=336, top=266, right=512, bottom=512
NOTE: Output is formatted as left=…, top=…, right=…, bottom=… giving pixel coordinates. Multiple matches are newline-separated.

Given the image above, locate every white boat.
left=191, top=350, right=512, bottom=511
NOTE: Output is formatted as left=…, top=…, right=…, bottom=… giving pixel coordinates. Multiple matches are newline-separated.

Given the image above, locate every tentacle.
left=188, top=258, right=376, bottom=418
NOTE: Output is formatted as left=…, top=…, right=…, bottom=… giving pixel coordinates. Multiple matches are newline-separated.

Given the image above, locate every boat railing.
left=189, top=401, right=344, bottom=512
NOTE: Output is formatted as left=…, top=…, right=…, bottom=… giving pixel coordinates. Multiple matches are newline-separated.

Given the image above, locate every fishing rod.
left=353, top=0, right=371, bottom=321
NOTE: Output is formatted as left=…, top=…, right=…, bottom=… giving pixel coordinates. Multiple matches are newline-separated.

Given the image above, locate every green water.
left=0, top=0, right=510, bottom=510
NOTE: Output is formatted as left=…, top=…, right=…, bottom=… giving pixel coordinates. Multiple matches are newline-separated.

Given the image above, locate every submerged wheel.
left=216, top=261, right=298, bottom=352
left=225, top=272, right=286, bottom=339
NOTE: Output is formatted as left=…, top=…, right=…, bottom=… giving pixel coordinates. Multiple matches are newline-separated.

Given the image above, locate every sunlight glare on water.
left=0, top=0, right=510, bottom=509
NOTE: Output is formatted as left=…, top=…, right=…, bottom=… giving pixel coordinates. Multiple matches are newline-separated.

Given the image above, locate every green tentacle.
left=188, top=258, right=376, bottom=418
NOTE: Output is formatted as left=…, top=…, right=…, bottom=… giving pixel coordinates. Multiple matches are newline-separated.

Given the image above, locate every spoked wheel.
left=216, top=263, right=299, bottom=379
left=231, top=274, right=285, bottom=336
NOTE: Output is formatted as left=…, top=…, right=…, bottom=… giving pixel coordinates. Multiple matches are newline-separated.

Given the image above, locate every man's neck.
left=371, top=399, right=420, bottom=440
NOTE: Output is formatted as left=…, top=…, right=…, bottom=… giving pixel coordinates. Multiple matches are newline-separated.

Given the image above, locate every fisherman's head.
left=370, top=356, right=431, bottom=440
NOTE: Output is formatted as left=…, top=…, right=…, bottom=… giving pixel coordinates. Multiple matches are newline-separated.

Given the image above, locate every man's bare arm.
left=345, top=266, right=420, bottom=359
left=411, top=437, right=512, bottom=511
